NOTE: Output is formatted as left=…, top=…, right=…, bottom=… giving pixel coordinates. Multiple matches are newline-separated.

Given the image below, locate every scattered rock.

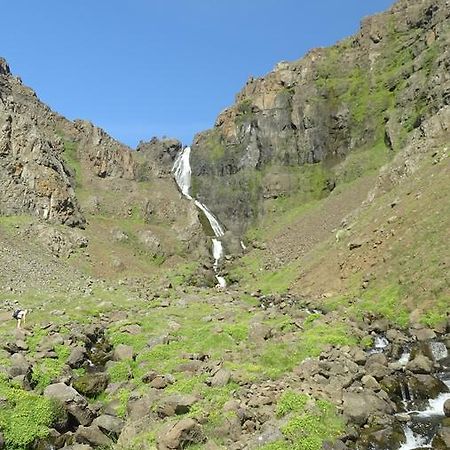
left=43, top=383, right=93, bottom=426
left=73, top=372, right=109, bottom=397
left=157, top=394, right=199, bottom=417
left=157, top=418, right=204, bottom=450
left=67, top=346, right=87, bottom=369
left=112, top=344, right=134, bottom=361
left=92, top=414, right=125, bottom=437
left=74, top=425, right=113, bottom=447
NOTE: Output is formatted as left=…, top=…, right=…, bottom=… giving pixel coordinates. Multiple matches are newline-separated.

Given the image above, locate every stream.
left=370, top=334, right=449, bottom=449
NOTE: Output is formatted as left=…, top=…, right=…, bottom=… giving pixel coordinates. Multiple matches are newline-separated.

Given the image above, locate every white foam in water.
left=414, top=391, right=450, bottom=419
left=398, top=351, right=411, bottom=367
left=398, top=425, right=431, bottom=450
left=430, top=342, right=448, bottom=361
left=212, top=238, right=223, bottom=268
left=173, top=147, right=227, bottom=287
left=373, top=335, right=389, bottom=350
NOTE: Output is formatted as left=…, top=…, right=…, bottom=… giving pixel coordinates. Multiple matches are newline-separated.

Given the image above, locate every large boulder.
left=92, top=414, right=125, bottom=438
left=43, top=383, right=93, bottom=426
left=157, top=418, right=204, bottom=450
left=74, top=425, right=113, bottom=448
left=67, top=346, right=87, bottom=369
left=9, top=353, right=31, bottom=377
left=342, top=391, right=395, bottom=425
left=406, top=354, right=433, bottom=374
left=157, top=394, right=199, bottom=417
left=73, top=372, right=109, bottom=397
left=112, top=344, right=134, bottom=361
left=444, top=399, right=450, bottom=417
left=433, top=426, right=450, bottom=450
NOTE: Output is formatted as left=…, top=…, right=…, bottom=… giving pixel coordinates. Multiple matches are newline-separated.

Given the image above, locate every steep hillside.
left=190, top=0, right=449, bottom=236
left=0, top=58, right=211, bottom=289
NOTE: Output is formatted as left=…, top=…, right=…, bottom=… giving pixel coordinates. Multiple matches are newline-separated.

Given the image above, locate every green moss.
left=263, top=396, right=345, bottom=450
left=0, top=375, right=60, bottom=449
left=276, top=391, right=309, bottom=418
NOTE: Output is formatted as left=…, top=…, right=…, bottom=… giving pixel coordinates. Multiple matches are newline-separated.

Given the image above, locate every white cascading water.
left=173, top=146, right=226, bottom=288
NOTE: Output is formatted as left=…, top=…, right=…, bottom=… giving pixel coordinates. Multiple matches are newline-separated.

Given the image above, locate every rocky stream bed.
left=0, top=296, right=449, bottom=450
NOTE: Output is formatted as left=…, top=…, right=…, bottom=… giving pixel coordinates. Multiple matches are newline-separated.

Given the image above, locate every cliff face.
left=0, top=57, right=209, bottom=284
left=0, top=59, right=84, bottom=226
left=190, top=0, right=449, bottom=234
left=0, top=57, right=138, bottom=226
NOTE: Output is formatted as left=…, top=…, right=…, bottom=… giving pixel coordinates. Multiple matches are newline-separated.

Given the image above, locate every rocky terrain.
left=0, top=0, right=449, bottom=449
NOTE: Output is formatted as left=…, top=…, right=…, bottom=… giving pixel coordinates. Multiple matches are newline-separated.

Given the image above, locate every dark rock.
left=43, top=383, right=93, bottom=426
left=157, top=418, right=204, bottom=450
left=92, top=414, right=125, bottom=437
left=73, top=372, right=109, bottom=397
left=112, top=344, right=134, bottom=361
left=74, top=425, right=113, bottom=447
left=157, top=394, right=199, bottom=417
left=67, top=346, right=87, bottom=369
left=444, top=399, right=450, bottom=417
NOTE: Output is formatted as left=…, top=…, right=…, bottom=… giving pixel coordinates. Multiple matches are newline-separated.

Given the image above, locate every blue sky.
left=2, top=0, right=394, bottom=147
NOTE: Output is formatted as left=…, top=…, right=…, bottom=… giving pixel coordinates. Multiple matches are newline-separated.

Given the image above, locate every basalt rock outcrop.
left=189, top=0, right=450, bottom=234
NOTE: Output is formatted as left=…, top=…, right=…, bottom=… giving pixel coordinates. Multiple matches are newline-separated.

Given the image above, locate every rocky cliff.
left=0, top=57, right=209, bottom=287
left=190, top=0, right=449, bottom=234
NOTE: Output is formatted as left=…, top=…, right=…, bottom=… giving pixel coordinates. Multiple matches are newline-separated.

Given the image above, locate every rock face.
left=189, top=0, right=450, bottom=234
left=0, top=56, right=136, bottom=227
left=135, top=137, right=182, bottom=179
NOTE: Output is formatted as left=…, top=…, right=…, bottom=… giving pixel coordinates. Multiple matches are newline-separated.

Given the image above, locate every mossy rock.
left=72, top=372, right=109, bottom=397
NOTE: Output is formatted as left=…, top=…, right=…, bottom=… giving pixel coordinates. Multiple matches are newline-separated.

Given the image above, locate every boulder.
left=92, top=414, right=125, bottom=437
left=73, top=372, right=109, bottom=397
left=433, top=426, right=450, bottom=450
left=9, top=353, right=31, bottom=377
left=157, top=418, right=204, bottom=450
left=406, top=354, right=433, bottom=374
left=157, top=394, right=199, bottom=417
left=412, top=327, right=436, bottom=341
left=112, top=344, right=134, bottom=361
left=67, top=346, right=87, bottom=369
left=62, top=445, right=93, bottom=450
left=444, top=399, right=450, bottom=417
left=208, top=368, right=231, bottom=387
left=342, top=391, right=394, bottom=425
left=38, top=333, right=64, bottom=352
left=43, top=383, right=93, bottom=426
left=74, top=425, right=113, bottom=447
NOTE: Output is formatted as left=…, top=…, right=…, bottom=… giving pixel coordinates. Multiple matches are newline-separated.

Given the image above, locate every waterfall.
left=172, top=146, right=226, bottom=288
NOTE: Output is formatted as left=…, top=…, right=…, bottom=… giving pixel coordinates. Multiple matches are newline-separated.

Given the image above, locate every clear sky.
left=2, top=0, right=394, bottom=147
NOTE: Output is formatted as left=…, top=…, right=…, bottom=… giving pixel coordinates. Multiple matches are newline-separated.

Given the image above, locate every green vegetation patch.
left=0, top=374, right=61, bottom=449
left=263, top=393, right=344, bottom=450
